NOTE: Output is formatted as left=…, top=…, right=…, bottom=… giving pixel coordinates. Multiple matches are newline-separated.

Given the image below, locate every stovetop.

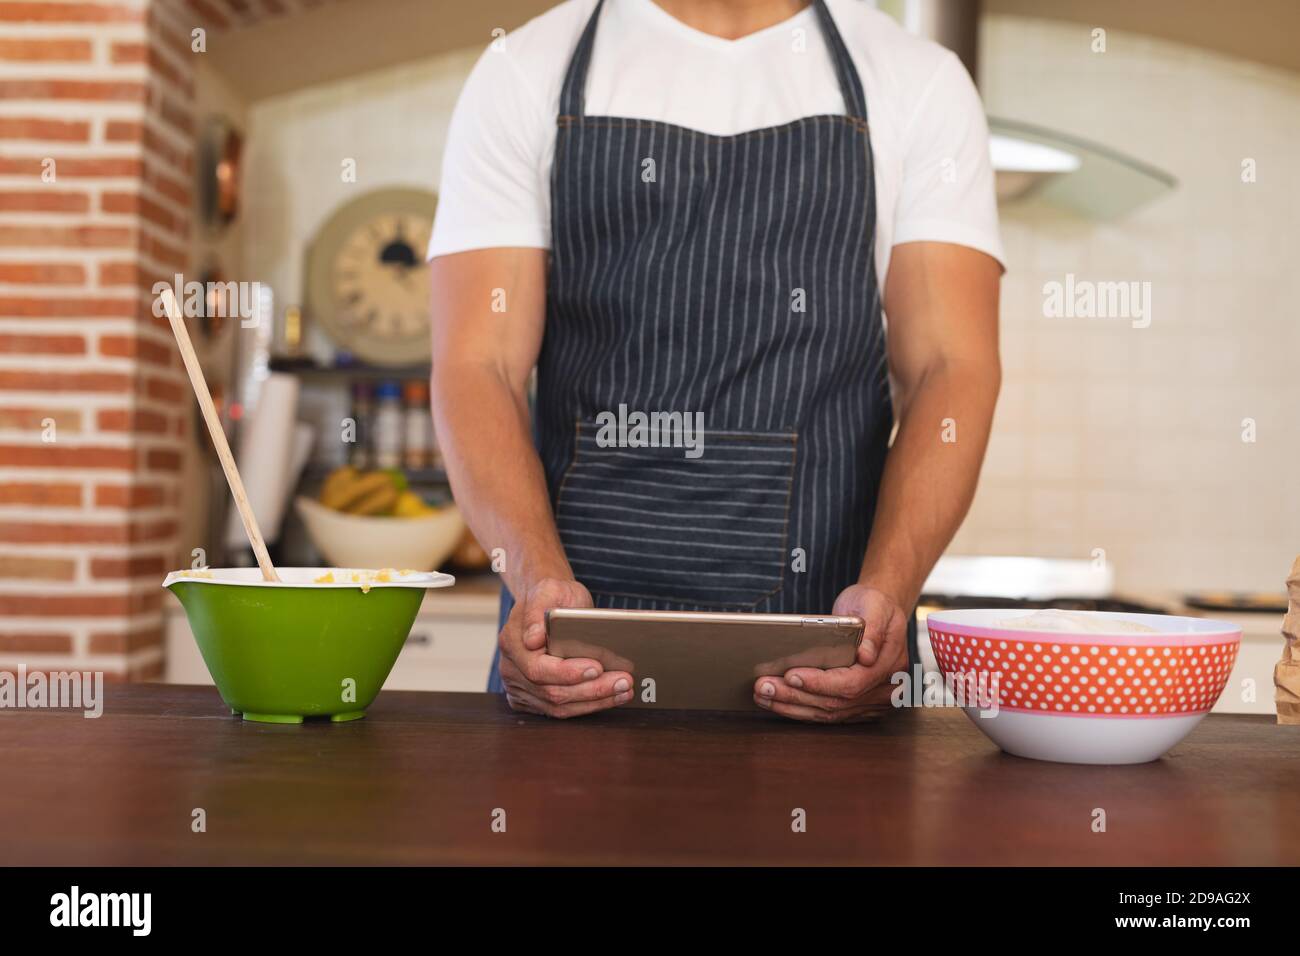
left=917, top=594, right=1168, bottom=614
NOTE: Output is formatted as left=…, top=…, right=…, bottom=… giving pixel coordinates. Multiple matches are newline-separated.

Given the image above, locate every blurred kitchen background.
left=0, top=0, right=1296, bottom=711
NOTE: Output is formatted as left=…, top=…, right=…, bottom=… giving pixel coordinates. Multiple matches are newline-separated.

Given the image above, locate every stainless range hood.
left=880, top=0, right=1177, bottom=218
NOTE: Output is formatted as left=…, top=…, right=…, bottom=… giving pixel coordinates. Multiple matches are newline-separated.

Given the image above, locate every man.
left=429, top=0, right=1002, bottom=721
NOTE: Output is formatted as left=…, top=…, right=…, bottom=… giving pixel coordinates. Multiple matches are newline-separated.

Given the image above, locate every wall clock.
left=304, top=187, right=437, bottom=366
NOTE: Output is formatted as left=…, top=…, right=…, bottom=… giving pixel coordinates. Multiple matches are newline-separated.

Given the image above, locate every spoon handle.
left=162, top=289, right=280, bottom=583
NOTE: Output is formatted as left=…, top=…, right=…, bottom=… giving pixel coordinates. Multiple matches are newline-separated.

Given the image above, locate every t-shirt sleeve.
left=892, top=50, right=1005, bottom=270
left=427, top=44, right=551, bottom=258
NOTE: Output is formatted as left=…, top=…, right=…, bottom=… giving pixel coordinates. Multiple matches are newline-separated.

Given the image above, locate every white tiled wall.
left=950, top=16, right=1300, bottom=595
left=240, top=49, right=479, bottom=363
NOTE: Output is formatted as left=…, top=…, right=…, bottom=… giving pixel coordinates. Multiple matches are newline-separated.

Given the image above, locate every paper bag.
left=1277, top=555, right=1300, bottom=724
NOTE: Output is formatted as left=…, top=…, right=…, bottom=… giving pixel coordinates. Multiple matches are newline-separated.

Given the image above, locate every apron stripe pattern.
left=488, top=0, right=903, bottom=691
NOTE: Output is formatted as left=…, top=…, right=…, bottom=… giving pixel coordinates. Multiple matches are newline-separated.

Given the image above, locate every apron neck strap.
left=812, top=0, right=869, bottom=122
left=558, top=0, right=870, bottom=123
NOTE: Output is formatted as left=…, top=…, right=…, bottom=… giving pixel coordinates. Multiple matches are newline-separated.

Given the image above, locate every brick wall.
left=0, top=0, right=196, bottom=680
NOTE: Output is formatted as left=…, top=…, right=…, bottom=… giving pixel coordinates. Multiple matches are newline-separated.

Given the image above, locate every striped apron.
left=488, top=0, right=902, bottom=692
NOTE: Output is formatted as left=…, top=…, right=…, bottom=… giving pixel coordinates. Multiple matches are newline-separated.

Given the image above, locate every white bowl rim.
left=162, top=567, right=456, bottom=590
left=294, top=495, right=460, bottom=523
left=926, top=608, right=1241, bottom=644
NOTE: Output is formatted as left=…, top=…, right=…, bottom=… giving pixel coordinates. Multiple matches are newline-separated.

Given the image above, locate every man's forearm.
left=432, top=362, right=572, bottom=599
left=858, top=357, right=1000, bottom=609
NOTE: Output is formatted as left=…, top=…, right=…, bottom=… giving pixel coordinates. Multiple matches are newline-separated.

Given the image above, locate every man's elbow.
left=896, top=350, right=1000, bottom=416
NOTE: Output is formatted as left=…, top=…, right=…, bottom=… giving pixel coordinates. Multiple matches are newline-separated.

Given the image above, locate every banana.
left=322, top=470, right=394, bottom=512
left=345, top=483, right=400, bottom=516
left=318, top=466, right=359, bottom=509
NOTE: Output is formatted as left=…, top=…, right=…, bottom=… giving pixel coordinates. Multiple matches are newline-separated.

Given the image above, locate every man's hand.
left=749, top=242, right=999, bottom=724
left=499, top=578, right=634, bottom=718
left=753, top=583, right=909, bottom=722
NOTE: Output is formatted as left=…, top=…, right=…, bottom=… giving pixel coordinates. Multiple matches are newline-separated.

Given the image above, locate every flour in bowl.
left=311, top=568, right=420, bottom=591
left=997, top=609, right=1159, bottom=634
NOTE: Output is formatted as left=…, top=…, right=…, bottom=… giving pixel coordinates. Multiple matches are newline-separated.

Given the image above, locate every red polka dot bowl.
left=925, top=610, right=1241, bottom=765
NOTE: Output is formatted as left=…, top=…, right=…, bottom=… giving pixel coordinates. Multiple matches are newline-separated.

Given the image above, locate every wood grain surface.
left=1, top=684, right=1297, bottom=866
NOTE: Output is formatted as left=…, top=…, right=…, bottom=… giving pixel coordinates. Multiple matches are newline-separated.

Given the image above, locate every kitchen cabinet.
left=382, top=609, right=497, bottom=692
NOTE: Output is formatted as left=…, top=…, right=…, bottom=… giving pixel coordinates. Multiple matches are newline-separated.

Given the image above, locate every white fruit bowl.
left=294, top=496, right=465, bottom=573
left=925, top=609, right=1241, bottom=765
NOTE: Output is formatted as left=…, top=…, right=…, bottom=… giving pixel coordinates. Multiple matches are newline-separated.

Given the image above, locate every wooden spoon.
left=162, top=289, right=280, bottom=583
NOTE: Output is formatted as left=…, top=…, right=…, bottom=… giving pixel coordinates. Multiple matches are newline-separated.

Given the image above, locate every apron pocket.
left=555, top=421, right=797, bottom=608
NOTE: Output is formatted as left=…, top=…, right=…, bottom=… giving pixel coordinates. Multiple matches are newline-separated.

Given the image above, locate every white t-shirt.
left=428, top=0, right=1004, bottom=285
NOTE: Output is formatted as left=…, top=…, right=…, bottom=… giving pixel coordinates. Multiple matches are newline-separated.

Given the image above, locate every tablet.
left=546, top=608, right=864, bottom=711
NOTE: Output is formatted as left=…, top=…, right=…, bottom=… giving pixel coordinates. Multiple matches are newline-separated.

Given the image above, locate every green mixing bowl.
left=164, top=567, right=455, bottom=724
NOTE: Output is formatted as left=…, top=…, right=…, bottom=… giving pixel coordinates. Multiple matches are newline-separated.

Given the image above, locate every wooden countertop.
left=3, top=684, right=1297, bottom=866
